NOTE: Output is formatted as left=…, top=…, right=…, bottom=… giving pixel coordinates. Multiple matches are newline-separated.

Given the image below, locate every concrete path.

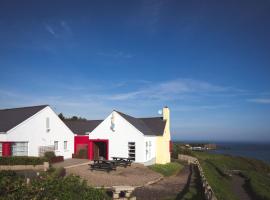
left=52, top=158, right=90, bottom=169
left=231, top=175, right=252, bottom=200
left=133, top=165, right=191, bottom=200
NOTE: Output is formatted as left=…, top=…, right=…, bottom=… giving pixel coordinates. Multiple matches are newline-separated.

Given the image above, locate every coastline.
left=175, top=141, right=270, bottom=164
left=208, top=142, right=270, bottom=164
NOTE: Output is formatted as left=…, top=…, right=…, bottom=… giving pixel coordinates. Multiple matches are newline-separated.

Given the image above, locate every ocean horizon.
left=175, top=141, right=270, bottom=164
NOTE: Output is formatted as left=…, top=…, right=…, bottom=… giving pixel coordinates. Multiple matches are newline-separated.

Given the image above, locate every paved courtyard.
left=59, top=161, right=162, bottom=187
left=52, top=158, right=90, bottom=168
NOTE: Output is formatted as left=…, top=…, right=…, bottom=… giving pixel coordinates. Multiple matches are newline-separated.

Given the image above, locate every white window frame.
left=149, top=141, right=151, bottom=158
left=12, top=142, right=28, bottom=156
left=46, top=117, right=50, bottom=132
left=128, top=142, right=136, bottom=161
left=0, top=143, right=2, bottom=157
left=54, top=141, right=58, bottom=151
left=145, top=141, right=149, bottom=160
left=64, top=141, right=67, bottom=150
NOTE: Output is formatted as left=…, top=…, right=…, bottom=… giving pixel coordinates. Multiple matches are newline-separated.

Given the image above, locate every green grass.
left=242, top=171, right=270, bottom=200
left=149, top=162, right=184, bottom=177
left=193, top=152, right=270, bottom=200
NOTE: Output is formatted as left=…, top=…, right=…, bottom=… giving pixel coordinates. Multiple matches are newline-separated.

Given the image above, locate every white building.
left=0, top=105, right=74, bottom=159
left=66, top=107, right=171, bottom=165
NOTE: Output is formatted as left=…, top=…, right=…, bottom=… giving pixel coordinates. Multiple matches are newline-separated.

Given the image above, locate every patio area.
left=54, top=159, right=162, bottom=187
left=52, top=158, right=90, bottom=168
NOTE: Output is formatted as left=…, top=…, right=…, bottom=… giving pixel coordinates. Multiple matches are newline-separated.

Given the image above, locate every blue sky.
left=0, top=0, right=270, bottom=142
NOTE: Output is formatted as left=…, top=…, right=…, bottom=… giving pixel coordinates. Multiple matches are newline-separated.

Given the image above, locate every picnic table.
left=112, top=157, right=132, bottom=167
left=89, top=157, right=133, bottom=172
left=89, top=160, right=116, bottom=172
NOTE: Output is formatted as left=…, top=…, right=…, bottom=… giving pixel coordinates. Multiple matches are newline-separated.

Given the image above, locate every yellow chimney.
left=163, top=106, right=171, bottom=140
left=155, top=106, right=171, bottom=164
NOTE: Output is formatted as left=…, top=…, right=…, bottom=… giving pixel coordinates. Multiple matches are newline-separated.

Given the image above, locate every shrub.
left=0, top=171, right=110, bottom=200
left=51, top=167, right=66, bottom=178
left=0, top=170, right=17, bottom=179
left=49, top=156, right=64, bottom=163
left=0, top=156, right=45, bottom=166
left=171, top=143, right=193, bottom=158
left=44, top=151, right=56, bottom=160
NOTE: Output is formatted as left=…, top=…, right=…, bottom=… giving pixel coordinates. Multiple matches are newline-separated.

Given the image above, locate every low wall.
left=0, top=162, right=49, bottom=171
left=178, top=154, right=217, bottom=200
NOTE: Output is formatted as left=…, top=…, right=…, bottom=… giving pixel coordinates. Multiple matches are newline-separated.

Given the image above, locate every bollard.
left=43, top=162, right=49, bottom=171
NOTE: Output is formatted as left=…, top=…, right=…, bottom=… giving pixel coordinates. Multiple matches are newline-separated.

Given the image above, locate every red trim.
left=74, top=136, right=109, bottom=160
left=89, top=139, right=109, bottom=160
left=2, top=142, right=12, bottom=157
left=74, top=135, right=89, bottom=154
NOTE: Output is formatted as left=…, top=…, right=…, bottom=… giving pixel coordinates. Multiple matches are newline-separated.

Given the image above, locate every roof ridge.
left=63, top=119, right=103, bottom=122
left=115, top=110, right=155, bottom=135
left=0, top=105, right=48, bottom=111
left=139, top=117, right=163, bottom=119
left=114, top=110, right=160, bottom=120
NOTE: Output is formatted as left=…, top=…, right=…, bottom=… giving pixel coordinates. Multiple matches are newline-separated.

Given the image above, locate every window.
left=54, top=141, right=58, bottom=151
left=12, top=142, right=28, bottom=156
left=145, top=141, right=148, bottom=159
left=0, top=143, right=2, bottom=157
left=145, top=141, right=152, bottom=160
left=128, top=142, right=135, bottom=161
left=46, top=117, right=50, bottom=131
left=64, top=141, right=67, bottom=150
left=149, top=141, right=152, bottom=158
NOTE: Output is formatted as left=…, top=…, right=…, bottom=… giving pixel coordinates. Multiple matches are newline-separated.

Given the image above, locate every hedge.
left=0, top=170, right=110, bottom=200
left=0, top=156, right=46, bottom=166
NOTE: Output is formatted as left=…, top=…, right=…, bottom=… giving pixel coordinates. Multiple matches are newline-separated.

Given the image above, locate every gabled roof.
left=64, top=120, right=103, bottom=135
left=0, top=105, right=48, bottom=132
left=115, top=111, right=166, bottom=136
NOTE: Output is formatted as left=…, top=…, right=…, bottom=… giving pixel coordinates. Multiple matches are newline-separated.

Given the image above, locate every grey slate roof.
left=64, top=120, right=103, bottom=135
left=115, top=111, right=166, bottom=136
left=0, top=105, right=48, bottom=132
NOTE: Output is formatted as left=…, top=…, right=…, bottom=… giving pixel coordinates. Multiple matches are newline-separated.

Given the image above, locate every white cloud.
left=60, top=20, right=71, bottom=34
left=0, top=78, right=255, bottom=119
left=107, top=79, right=229, bottom=101
left=248, top=98, right=270, bottom=104
left=44, top=21, right=72, bottom=38
left=45, top=24, right=57, bottom=37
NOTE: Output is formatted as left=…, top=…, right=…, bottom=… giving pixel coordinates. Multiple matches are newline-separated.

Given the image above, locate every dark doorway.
left=93, top=141, right=107, bottom=160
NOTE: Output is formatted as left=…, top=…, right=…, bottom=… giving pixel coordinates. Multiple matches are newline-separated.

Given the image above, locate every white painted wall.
left=89, top=111, right=157, bottom=164
left=4, top=106, right=74, bottom=159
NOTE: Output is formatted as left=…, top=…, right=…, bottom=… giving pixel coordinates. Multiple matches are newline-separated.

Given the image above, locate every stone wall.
left=178, top=154, right=217, bottom=200
left=0, top=162, right=49, bottom=171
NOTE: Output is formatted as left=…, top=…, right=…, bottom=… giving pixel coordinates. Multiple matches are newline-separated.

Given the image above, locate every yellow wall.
left=155, top=107, right=171, bottom=164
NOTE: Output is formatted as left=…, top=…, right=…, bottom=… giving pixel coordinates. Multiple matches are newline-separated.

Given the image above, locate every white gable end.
left=90, top=111, right=147, bottom=163
left=5, top=106, right=74, bottom=159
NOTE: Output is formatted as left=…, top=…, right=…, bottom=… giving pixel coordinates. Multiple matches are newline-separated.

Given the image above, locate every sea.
left=208, top=142, right=270, bottom=164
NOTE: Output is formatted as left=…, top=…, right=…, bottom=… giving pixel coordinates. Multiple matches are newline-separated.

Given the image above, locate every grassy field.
left=149, top=162, right=184, bottom=176
left=193, top=152, right=270, bottom=200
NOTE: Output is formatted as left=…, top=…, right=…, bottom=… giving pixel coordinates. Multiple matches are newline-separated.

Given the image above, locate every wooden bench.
left=112, top=157, right=132, bottom=167
left=89, top=160, right=116, bottom=172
